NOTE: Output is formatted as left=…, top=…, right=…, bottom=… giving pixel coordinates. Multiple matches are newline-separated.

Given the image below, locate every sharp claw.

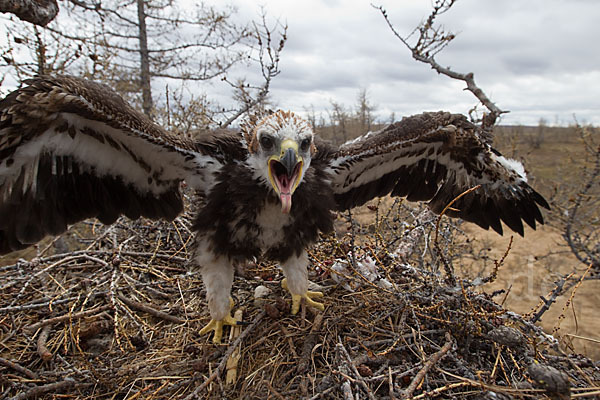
left=283, top=279, right=325, bottom=315
left=200, top=298, right=238, bottom=344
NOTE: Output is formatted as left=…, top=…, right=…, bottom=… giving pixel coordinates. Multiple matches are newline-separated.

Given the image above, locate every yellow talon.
left=282, top=278, right=325, bottom=315
left=200, top=298, right=238, bottom=343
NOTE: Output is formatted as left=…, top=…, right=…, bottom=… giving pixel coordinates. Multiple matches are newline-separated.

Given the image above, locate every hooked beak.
left=268, top=139, right=303, bottom=214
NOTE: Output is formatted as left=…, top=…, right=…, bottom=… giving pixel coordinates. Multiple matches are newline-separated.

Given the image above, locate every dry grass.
left=1, top=198, right=598, bottom=399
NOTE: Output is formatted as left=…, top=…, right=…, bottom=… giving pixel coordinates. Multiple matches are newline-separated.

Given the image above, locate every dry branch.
left=375, top=1, right=507, bottom=130
left=9, top=379, right=90, bottom=400
left=182, top=310, right=266, bottom=400
left=36, top=325, right=52, bottom=361
left=0, top=357, right=38, bottom=379
left=117, top=293, right=184, bottom=324
left=297, top=312, right=324, bottom=374
left=401, top=332, right=454, bottom=399
left=25, top=304, right=112, bottom=332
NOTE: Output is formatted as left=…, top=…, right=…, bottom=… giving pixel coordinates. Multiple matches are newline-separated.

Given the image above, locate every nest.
left=0, top=200, right=598, bottom=399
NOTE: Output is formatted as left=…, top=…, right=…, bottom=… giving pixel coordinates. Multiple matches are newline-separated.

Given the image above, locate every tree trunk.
left=136, top=0, right=153, bottom=117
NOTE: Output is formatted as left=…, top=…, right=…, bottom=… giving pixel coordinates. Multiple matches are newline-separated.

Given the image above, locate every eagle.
left=0, top=76, right=549, bottom=343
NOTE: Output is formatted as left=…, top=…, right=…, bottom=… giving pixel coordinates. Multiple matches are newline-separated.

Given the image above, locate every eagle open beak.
left=268, top=139, right=303, bottom=214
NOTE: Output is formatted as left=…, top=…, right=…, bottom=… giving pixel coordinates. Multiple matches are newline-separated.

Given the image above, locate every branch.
left=25, top=304, right=113, bottom=332
left=221, top=12, right=287, bottom=128
left=9, top=379, right=90, bottom=400
left=182, top=310, right=266, bottom=400
left=401, top=332, right=453, bottom=399
left=529, top=275, right=571, bottom=324
left=374, top=2, right=507, bottom=130
left=0, top=357, right=39, bottom=379
left=117, top=293, right=185, bottom=324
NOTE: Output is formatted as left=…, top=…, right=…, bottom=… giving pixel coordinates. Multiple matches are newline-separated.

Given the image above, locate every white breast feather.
left=255, top=201, right=291, bottom=249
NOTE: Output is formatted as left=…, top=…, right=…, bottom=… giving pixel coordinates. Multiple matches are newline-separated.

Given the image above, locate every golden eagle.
left=0, top=76, right=548, bottom=342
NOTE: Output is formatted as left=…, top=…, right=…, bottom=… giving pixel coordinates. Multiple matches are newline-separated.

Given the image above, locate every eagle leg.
left=199, top=297, right=238, bottom=344
left=195, top=242, right=237, bottom=343
left=280, top=251, right=324, bottom=314
left=282, top=278, right=324, bottom=314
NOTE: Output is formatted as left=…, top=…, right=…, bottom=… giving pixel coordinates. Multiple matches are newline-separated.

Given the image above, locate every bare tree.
left=303, top=105, right=319, bottom=131
left=1, top=1, right=286, bottom=128
left=219, top=14, right=287, bottom=128
left=80, top=0, right=251, bottom=117
left=374, top=0, right=507, bottom=133
left=0, top=14, right=92, bottom=85
left=551, top=124, right=600, bottom=276
left=355, top=88, right=375, bottom=132
left=329, top=100, right=350, bottom=143
left=529, top=117, right=547, bottom=149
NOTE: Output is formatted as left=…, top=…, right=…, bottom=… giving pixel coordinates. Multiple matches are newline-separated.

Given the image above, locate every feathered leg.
left=194, top=239, right=237, bottom=343
left=280, top=250, right=324, bottom=314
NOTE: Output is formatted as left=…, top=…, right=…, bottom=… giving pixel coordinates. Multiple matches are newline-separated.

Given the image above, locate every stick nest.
left=0, top=200, right=598, bottom=399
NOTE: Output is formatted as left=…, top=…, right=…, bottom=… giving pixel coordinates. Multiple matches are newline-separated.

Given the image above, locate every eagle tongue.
left=280, top=192, right=292, bottom=214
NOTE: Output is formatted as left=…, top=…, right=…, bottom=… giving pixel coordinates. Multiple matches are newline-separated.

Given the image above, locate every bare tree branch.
left=221, top=13, right=287, bottom=128
left=374, top=1, right=507, bottom=131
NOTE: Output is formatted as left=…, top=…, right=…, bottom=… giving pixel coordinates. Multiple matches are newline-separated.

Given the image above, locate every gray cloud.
left=217, top=0, right=600, bottom=126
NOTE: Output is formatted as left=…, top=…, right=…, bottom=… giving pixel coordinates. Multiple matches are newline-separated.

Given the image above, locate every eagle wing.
left=327, top=111, right=549, bottom=236
left=0, top=75, right=241, bottom=254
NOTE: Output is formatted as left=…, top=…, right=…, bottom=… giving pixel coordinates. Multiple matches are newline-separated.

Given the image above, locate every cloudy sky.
left=215, top=0, right=599, bottom=126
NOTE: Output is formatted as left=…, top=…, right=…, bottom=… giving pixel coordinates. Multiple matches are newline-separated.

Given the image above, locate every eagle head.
left=245, top=110, right=315, bottom=214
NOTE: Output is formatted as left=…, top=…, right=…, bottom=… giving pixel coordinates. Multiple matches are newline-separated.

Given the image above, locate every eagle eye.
left=260, top=135, right=274, bottom=150
left=300, top=138, right=311, bottom=152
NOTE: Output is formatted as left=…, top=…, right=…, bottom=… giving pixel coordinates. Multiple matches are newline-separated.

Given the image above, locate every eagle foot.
left=199, top=298, right=238, bottom=344
left=281, top=278, right=325, bottom=315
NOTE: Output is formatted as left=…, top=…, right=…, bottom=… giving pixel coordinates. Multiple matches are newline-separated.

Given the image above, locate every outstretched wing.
left=0, top=75, right=240, bottom=254
left=326, top=111, right=549, bottom=236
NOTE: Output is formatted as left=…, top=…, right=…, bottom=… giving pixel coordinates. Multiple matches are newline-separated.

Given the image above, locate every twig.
left=552, top=264, right=592, bottom=336
left=225, top=308, right=244, bottom=386
left=9, top=379, right=90, bottom=400
left=25, top=304, right=112, bottom=332
left=336, top=341, right=377, bottom=400
left=529, top=274, right=572, bottom=324
left=401, top=332, right=453, bottom=399
left=389, top=366, right=396, bottom=400
left=265, top=381, right=286, bottom=400
left=433, top=185, right=481, bottom=285
left=482, top=236, right=513, bottom=284
left=307, top=386, right=336, bottom=400
left=117, top=294, right=185, bottom=324
left=0, top=357, right=39, bottom=379
left=297, top=312, right=324, bottom=374
left=36, top=325, right=53, bottom=361
left=375, top=2, right=507, bottom=129
left=182, top=310, right=266, bottom=400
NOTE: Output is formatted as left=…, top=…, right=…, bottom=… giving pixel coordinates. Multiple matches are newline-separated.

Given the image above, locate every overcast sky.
left=213, top=0, right=599, bottom=126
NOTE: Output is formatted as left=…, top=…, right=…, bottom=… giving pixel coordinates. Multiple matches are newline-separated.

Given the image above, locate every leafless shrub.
left=550, top=123, right=600, bottom=277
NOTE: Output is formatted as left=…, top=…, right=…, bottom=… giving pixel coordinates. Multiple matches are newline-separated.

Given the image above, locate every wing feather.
left=0, top=75, right=240, bottom=254
left=326, top=111, right=549, bottom=235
